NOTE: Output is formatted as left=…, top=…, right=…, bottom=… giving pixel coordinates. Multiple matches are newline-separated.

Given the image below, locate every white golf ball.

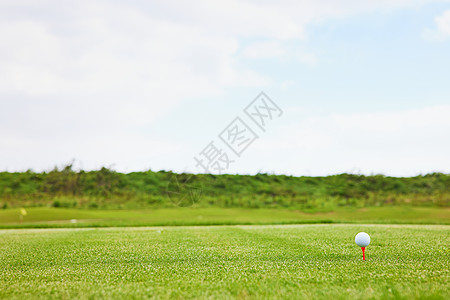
left=355, top=232, right=370, bottom=247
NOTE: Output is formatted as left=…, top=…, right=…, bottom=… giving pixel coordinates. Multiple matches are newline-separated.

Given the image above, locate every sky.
left=1, top=0, right=449, bottom=176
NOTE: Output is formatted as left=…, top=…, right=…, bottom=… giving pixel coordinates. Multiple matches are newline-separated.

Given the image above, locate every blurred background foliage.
left=0, top=165, right=448, bottom=210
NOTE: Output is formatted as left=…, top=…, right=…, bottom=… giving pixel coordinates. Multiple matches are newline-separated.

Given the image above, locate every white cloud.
left=241, top=41, right=317, bottom=66
left=1, top=0, right=449, bottom=173
left=0, top=1, right=273, bottom=127
left=435, top=10, right=450, bottom=37
left=422, top=9, right=450, bottom=41
left=240, top=105, right=450, bottom=176
left=1, top=0, right=446, bottom=103
left=242, top=41, right=287, bottom=59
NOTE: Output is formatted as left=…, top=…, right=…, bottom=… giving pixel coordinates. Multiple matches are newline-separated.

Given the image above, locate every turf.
left=0, top=224, right=448, bottom=299
left=0, top=207, right=449, bottom=229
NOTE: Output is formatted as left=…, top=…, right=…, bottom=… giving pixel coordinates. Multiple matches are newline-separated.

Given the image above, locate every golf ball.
left=355, top=232, right=370, bottom=247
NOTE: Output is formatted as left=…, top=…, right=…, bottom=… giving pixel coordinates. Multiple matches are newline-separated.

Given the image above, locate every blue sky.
left=1, top=0, right=449, bottom=176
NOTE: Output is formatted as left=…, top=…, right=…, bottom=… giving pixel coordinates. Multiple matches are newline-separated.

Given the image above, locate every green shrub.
left=0, top=166, right=448, bottom=209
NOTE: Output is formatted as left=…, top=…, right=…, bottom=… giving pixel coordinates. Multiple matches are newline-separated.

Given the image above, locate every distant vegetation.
left=0, top=165, right=448, bottom=210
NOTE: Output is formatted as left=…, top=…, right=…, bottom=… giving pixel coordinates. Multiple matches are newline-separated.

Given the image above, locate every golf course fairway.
left=1, top=224, right=448, bottom=299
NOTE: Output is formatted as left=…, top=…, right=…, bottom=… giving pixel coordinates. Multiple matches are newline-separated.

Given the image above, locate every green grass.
left=0, top=207, right=448, bottom=229
left=0, top=224, right=448, bottom=299
left=2, top=169, right=449, bottom=209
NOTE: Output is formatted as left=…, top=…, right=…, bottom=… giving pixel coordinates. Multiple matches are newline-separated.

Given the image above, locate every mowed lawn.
left=0, top=225, right=448, bottom=299
left=0, top=207, right=449, bottom=228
